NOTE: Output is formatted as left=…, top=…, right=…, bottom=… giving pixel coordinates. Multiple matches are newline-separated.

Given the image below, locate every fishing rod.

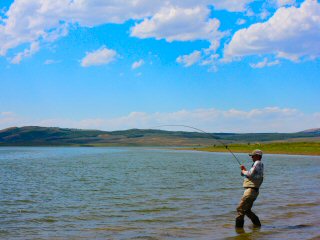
left=153, top=124, right=242, bottom=166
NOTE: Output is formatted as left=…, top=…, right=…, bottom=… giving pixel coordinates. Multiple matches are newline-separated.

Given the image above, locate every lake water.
left=0, top=147, right=319, bottom=240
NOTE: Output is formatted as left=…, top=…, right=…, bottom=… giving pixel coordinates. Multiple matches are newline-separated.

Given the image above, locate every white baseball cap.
left=249, top=149, right=263, bottom=156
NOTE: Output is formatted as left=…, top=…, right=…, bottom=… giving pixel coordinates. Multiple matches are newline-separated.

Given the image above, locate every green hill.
left=0, top=126, right=319, bottom=147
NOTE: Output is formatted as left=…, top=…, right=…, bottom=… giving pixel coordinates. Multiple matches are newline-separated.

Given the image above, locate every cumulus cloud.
left=0, top=112, right=19, bottom=126
left=0, top=0, right=250, bottom=59
left=259, top=9, right=270, bottom=19
left=44, top=59, right=59, bottom=65
left=0, top=0, right=314, bottom=67
left=131, top=6, right=223, bottom=42
left=68, top=107, right=320, bottom=133
left=81, top=46, right=117, bottom=67
left=236, top=18, right=246, bottom=25
left=176, top=50, right=201, bottom=67
left=250, top=58, right=280, bottom=68
left=132, top=59, right=144, bottom=69
left=0, top=0, right=160, bottom=60
left=274, top=0, right=296, bottom=7
left=210, top=0, right=254, bottom=12
left=2, top=108, right=319, bottom=133
left=224, top=0, right=320, bottom=62
left=10, top=42, right=40, bottom=64
left=131, top=5, right=226, bottom=69
left=0, top=0, right=69, bottom=57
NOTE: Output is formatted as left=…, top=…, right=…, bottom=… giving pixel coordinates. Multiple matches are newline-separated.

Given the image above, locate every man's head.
left=249, top=149, right=263, bottom=161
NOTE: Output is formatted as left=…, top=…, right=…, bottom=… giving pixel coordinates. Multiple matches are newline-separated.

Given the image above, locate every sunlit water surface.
left=1, top=147, right=319, bottom=239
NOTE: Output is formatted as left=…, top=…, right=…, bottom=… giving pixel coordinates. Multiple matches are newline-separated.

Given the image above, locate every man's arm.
left=240, top=162, right=258, bottom=178
left=240, top=165, right=246, bottom=176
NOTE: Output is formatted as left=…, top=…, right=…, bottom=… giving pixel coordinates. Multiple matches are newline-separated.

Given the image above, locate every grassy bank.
left=185, top=142, right=320, bottom=156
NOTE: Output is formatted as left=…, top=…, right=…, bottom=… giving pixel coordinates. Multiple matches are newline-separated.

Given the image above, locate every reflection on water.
left=0, top=147, right=319, bottom=239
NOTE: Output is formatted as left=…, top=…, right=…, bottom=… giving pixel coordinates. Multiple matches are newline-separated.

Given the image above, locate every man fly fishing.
left=236, top=149, right=264, bottom=228
left=154, top=125, right=265, bottom=228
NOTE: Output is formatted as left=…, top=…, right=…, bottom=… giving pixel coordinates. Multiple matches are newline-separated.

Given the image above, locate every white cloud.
left=81, top=46, right=117, bottom=67
left=132, top=59, right=144, bottom=69
left=0, top=0, right=69, bottom=57
left=0, top=0, right=313, bottom=67
left=0, top=0, right=258, bottom=65
left=0, top=112, right=19, bottom=126
left=44, top=59, right=59, bottom=65
left=176, top=50, right=201, bottom=67
left=259, top=9, right=270, bottom=20
left=131, top=5, right=226, bottom=69
left=210, top=0, right=254, bottom=12
left=201, top=53, right=219, bottom=65
left=168, top=0, right=255, bottom=12
left=250, top=58, right=280, bottom=68
left=0, top=0, right=251, bottom=60
left=71, top=107, right=320, bottom=133
left=10, top=42, right=39, bottom=64
left=2, top=107, right=320, bottom=133
left=274, top=0, right=296, bottom=7
left=131, top=6, right=223, bottom=42
left=0, top=0, right=161, bottom=59
left=236, top=18, right=246, bottom=25
left=224, top=0, right=320, bottom=62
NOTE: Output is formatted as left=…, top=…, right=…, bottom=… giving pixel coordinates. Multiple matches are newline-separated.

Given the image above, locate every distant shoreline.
left=1, top=142, right=320, bottom=156
left=180, top=148, right=320, bottom=156
left=180, top=142, right=320, bottom=156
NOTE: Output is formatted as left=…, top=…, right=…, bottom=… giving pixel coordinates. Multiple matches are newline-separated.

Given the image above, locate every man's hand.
left=240, top=165, right=246, bottom=171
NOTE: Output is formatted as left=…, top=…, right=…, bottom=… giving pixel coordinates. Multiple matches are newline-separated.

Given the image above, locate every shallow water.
left=0, top=147, right=319, bottom=239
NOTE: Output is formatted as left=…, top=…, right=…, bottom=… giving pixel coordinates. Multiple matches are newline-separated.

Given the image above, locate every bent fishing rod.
left=153, top=124, right=242, bottom=166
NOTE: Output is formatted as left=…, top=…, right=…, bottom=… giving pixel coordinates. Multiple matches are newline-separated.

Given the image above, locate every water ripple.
left=1, top=147, right=320, bottom=239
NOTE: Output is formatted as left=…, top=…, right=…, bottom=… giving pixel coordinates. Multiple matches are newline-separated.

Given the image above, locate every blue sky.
left=0, top=0, right=319, bottom=132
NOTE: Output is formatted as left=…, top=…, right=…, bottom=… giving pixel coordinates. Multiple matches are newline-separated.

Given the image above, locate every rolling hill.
left=0, top=126, right=319, bottom=146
